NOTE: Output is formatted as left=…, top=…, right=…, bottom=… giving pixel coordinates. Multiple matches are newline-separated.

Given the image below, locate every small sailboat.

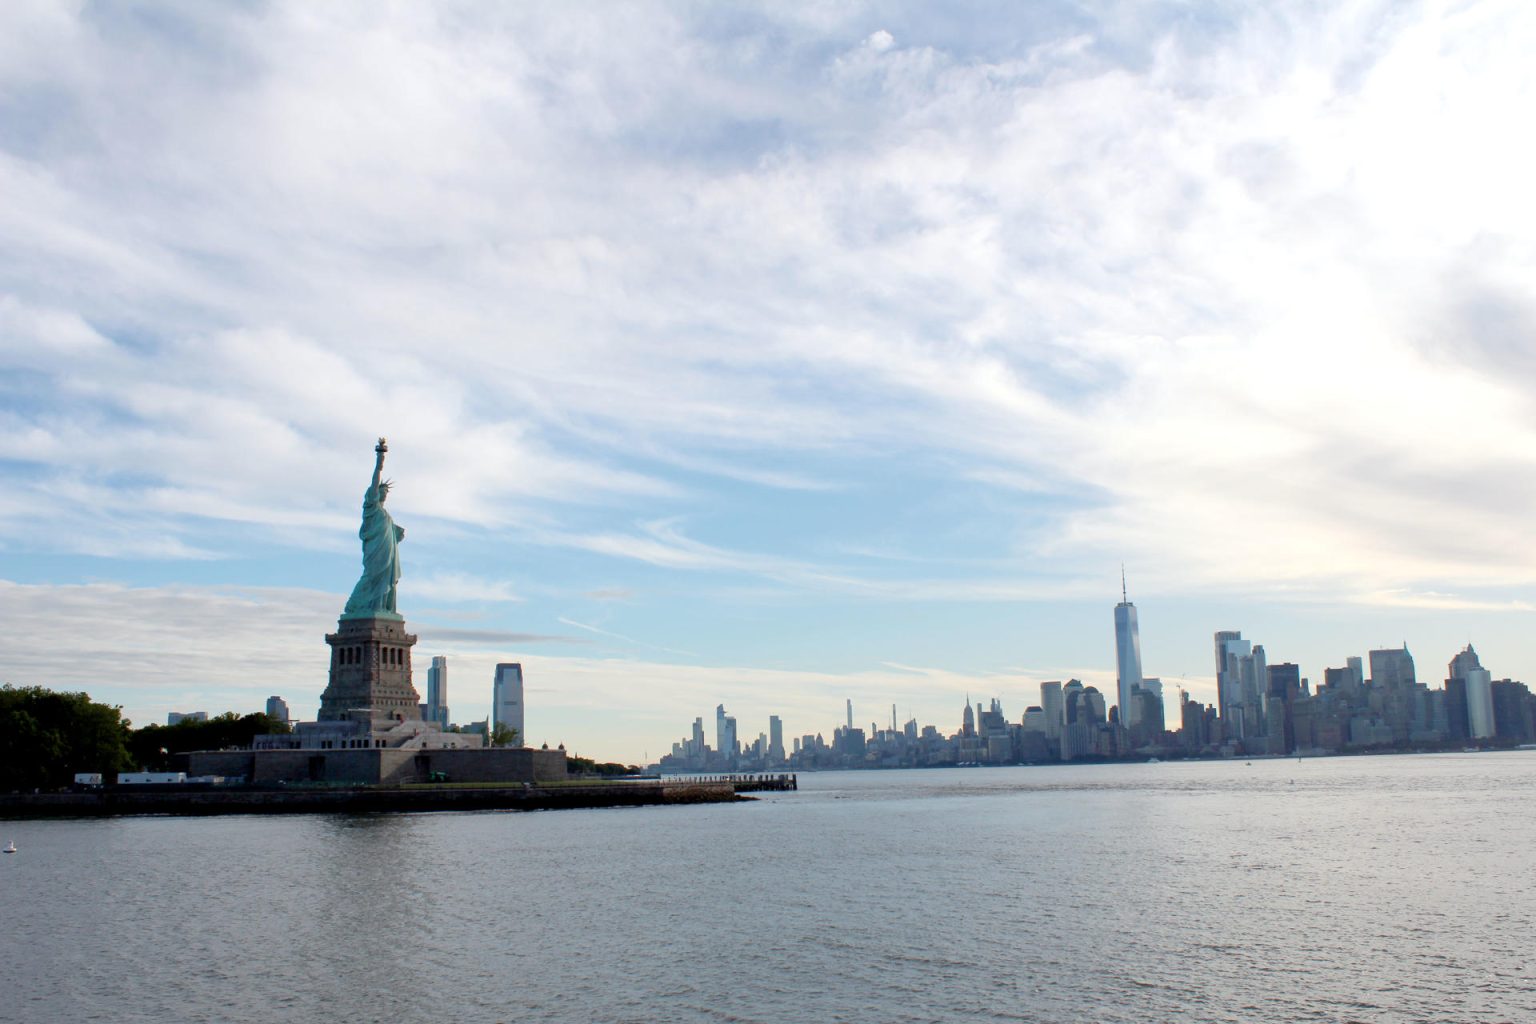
left=3, top=840, right=15, bottom=854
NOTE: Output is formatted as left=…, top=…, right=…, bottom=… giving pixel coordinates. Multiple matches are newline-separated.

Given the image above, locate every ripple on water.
left=4, top=754, right=1536, bottom=1023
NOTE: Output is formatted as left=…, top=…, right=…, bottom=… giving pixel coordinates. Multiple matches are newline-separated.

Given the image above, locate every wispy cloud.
left=408, top=572, right=522, bottom=604
left=6, top=2, right=1536, bottom=731
left=1347, top=590, right=1536, bottom=614
left=557, top=616, right=698, bottom=658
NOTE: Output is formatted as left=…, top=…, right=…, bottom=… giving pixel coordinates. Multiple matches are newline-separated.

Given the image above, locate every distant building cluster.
left=1181, top=637, right=1534, bottom=756
left=656, top=584, right=1536, bottom=772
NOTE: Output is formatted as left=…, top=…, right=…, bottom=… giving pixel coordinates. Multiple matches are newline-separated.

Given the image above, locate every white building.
left=1039, top=681, right=1064, bottom=739
left=265, top=696, right=290, bottom=723
left=492, top=663, right=525, bottom=746
left=1114, top=575, right=1144, bottom=726
left=1451, top=645, right=1495, bottom=740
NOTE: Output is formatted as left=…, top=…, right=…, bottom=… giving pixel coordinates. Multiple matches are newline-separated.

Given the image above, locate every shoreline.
left=0, top=779, right=746, bottom=819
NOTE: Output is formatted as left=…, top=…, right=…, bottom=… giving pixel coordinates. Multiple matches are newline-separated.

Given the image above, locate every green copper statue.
left=342, top=437, right=405, bottom=620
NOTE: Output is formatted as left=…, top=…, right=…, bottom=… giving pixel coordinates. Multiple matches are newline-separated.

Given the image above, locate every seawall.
left=0, top=780, right=743, bottom=819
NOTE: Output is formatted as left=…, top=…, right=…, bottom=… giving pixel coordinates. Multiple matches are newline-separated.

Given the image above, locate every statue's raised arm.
left=371, top=437, right=387, bottom=486
left=341, top=438, right=405, bottom=620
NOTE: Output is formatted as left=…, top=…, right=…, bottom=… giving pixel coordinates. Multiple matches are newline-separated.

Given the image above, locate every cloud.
left=557, top=616, right=698, bottom=657
left=414, top=628, right=584, bottom=647
left=1345, top=589, right=1536, bottom=614
left=3, top=1, right=1536, bottom=690
left=408, top=572, right=522, bottom=604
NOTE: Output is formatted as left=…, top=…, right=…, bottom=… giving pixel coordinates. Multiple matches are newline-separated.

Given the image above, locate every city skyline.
left=656, top=631, right=1536, bottom=773
left=4, top=3, right=1536, bottom=763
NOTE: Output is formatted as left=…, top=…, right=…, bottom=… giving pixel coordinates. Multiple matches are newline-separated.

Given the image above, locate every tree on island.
left=0, top=685, right=134, bottom=791
left=565, top=755, right=643, bottom=777
left=128, top=712, right=291, bottom=772
left=490, top=723, right=520, bottom=748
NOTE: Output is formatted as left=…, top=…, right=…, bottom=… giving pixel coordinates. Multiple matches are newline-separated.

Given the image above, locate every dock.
left=665, top=773, right=798, bottom=793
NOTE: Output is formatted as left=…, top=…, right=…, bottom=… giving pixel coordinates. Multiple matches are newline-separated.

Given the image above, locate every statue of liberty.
left=342, top=437, right=405, bottom=619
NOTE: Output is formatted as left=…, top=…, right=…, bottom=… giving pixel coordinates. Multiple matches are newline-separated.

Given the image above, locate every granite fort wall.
left=187, top=747, right=568, bottom=785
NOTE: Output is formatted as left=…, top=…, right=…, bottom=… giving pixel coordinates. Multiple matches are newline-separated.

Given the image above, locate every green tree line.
left=128, top=712, right=290, bottom=772
left=0, top=684, right=290, bottom=790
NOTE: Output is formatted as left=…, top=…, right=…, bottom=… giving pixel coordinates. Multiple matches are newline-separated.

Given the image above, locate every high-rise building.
left=769, top=715, right=785, bottom=762
left=1133, top=687, right=1165, bottom=738
left=1039, top=681, right=1064, bottom=739
left=845, top=699, right=853, bottom=731
left=1062, top=680, right=1084, bottom=722
left=1491, top=680, right=1534, bottom=741
left=1214, top=632, right=1270, bottom=740
left=1179, top=689, right=1207, bottom=750
left=264, top=696, right=290, bottom=724
left=1213, top=631, right=1248, bottom=725
left=1370, top=645, right=1417, bottom=689
left=962, top=696, right=976, bottom=737
left=424, top=655, right=449, bottom=727
left=1448, top=645, right=1493, bottom=739
left=721, top=714, right=738, bottom=761
left=1136, top=677, right=1164, bottom=737
left=1444, top=676, right=1470, bottom=741
left=492, top=663, right=525, bottom=746
left=1114, top=572, right=1144, bottom=726
left=691, top=717, right=705, bottom=756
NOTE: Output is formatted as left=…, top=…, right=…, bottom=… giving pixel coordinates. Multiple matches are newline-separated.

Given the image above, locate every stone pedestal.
left=318, top=615, right=421, bottom=721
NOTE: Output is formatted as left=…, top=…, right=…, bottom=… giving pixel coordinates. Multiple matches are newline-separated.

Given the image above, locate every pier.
left=665, top=773, right=798, bottom=793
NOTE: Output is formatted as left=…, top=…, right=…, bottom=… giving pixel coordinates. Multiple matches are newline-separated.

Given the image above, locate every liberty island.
left=0, top=442, right=767, bottom=815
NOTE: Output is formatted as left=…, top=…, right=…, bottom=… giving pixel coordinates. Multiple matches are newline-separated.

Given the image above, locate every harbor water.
left=4, top=753, right=1534, bottom=1023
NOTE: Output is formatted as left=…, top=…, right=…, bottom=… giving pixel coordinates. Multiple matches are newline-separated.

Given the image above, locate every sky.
left=3, top=0, right=1536, bottom=763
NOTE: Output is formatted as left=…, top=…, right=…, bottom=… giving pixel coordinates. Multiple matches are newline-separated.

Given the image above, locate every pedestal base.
left=317, top=614, right=421, bottom=722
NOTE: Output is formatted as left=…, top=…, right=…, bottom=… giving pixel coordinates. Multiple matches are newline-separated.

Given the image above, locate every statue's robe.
left=343, top=485, right=403, bottom=616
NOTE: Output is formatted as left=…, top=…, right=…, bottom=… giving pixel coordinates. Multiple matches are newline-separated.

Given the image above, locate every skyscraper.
left=1449, top=644, right=1494, bottom=740
left=265, top=696, right=290, bottom=724
left=1040, top=681, right=1064, bottom=739
left=1369, top=645, right=1417, bottom=688
left=1062, top=680, right=1084, bottom=722
left=722, top=714, right=738, bottom=761
left=425, top=655, right=449, bottom=727
left=1214, top=632, right=1266, bottom=739
left=769, top=715, right=784, bottom=762
left=492, top=663, right=524, bottom=745
left=1114, top=571, right=1144, bottom=726
left=1213, top=630, right=1248, bottom=724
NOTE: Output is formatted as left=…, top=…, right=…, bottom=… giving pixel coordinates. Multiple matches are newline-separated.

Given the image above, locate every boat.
left=3, top=841, right=14, bottom=854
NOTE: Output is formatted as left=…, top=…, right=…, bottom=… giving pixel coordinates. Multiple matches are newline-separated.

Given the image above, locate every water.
left=4, top=754, right=1535, bottom=1023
